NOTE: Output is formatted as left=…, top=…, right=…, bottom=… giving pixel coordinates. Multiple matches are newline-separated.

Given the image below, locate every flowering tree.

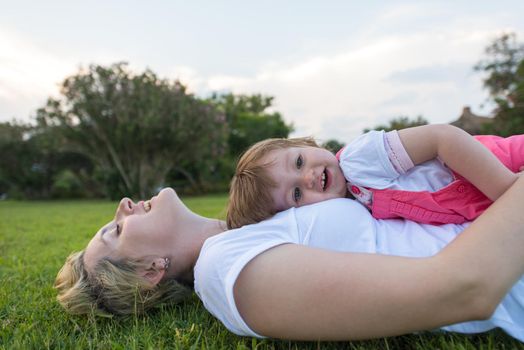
left=36, top=63, right=228, bottom=198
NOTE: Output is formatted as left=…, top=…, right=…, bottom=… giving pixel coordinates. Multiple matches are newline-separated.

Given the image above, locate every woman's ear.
left=139, top=257, right=169, bottom=286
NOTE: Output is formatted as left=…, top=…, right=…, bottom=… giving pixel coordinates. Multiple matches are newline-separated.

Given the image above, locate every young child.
left=227, top=124, right=524, bottom=229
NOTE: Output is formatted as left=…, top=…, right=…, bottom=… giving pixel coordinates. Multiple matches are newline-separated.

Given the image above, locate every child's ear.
left=138, top=257, right=168, bottom=286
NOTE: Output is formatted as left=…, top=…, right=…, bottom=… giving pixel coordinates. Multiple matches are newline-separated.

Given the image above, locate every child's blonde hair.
left=227, top=137, right=319, bottom=229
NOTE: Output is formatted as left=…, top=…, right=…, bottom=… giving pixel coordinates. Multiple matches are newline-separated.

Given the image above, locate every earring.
left=163, top=257, right=170, bottom=270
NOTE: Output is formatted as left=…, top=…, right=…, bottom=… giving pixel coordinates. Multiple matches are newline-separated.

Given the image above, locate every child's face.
left=263, top=146, right=347, bottom=211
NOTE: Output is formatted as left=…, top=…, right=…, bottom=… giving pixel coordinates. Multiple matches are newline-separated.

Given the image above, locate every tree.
left=0, top=119, right=97, bottom=199
left=475, top=33, right=524, bottom=102
left=36, top=63, right=228, bottom=198
left=475, top=33, right=524, bottom=136
left=484, top=60, right=524, bottom=136
left=363, top=115, right=428, bottom=133
left=0, top=121, right=34, bottom=197
left=321, top=139, right=345, bottom=154
left=199, top=93, right=293, bottom=189
left=211, top=93, right=293, bottom=158
left=0, top=122, right=54, bottom=198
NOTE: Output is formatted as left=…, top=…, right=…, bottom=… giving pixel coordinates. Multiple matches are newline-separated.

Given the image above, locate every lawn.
left=0, top=196, right=522, bottom=349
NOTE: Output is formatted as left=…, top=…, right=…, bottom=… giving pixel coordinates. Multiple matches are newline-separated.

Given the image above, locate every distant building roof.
left=449, top=106, right=492, bottom=135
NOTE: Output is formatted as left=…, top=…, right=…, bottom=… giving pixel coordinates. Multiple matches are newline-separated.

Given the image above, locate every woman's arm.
left=234, top=175, right=524, bottom=340
left=398, top=124, right=517, bottom=201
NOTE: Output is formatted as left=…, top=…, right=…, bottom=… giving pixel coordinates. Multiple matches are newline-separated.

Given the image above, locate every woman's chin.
left=158, top=187, right=176, bottom=197
left=157, top=187, right=182, bottom=208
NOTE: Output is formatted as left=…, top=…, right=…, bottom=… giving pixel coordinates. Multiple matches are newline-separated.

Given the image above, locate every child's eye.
left=115, top=223, right=121, bottom=236
left=296, top=155, right=303, bottom=169
left=293, top=187, right=302, bottom=203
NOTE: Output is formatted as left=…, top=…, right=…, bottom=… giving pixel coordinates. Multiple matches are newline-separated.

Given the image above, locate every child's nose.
left=302, top=171, right=315, bottom=189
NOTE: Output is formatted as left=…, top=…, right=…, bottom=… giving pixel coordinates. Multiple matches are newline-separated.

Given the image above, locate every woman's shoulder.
left=193, top=209, right=300, bottom=337
left=195, top=210, right=299, bottom=283
left=202, top=209, right=299, bottom=253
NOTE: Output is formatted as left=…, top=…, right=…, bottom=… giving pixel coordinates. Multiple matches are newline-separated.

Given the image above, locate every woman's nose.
left=116, top=197, right=135, bottom=217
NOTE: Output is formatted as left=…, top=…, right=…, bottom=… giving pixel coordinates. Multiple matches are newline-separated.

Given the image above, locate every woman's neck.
left=186, top=216, right=225, bottom=266
left=167, top=204, right=226, bottom=281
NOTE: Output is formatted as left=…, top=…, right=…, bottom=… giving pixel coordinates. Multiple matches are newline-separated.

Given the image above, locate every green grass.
left=0, top=196, right=522, bottom=349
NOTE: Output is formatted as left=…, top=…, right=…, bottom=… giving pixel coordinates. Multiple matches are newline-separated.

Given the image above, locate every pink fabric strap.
left=384, top=130, right=414, bottom=174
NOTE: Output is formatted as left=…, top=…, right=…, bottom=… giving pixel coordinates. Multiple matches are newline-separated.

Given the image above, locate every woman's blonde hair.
left=54, top=251, right=192, bottom=315
left=227, top=137, right=319, bottom=229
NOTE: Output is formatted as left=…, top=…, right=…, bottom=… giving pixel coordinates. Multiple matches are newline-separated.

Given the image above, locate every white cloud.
left=164, top=65, right=205, bottom=94
left=0, top=28, right=78, bottom=120
left=170, top=24, right=516, bottom=143
left=378, top=3, right=430, bottom=21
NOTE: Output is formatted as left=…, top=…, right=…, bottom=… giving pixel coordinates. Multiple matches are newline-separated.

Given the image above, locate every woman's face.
left=83, top=188, right=179, bottom=272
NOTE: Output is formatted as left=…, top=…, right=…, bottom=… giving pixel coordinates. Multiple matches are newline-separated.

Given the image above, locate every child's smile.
left=262, top=146, right=348, bottom=211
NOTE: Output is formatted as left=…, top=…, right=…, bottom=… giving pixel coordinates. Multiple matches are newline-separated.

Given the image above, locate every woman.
left=55, top=178, right=524, bottom=341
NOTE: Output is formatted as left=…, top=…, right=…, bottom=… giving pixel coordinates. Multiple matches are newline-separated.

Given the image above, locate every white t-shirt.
left=194, top=199, right=524, bottom=341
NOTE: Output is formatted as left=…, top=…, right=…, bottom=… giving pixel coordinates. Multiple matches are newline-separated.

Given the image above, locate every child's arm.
left=398, top=124, right=517, bottom=201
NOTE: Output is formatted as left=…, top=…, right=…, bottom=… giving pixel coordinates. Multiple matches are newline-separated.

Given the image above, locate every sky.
left=1, top=0, right=523, bottom=143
